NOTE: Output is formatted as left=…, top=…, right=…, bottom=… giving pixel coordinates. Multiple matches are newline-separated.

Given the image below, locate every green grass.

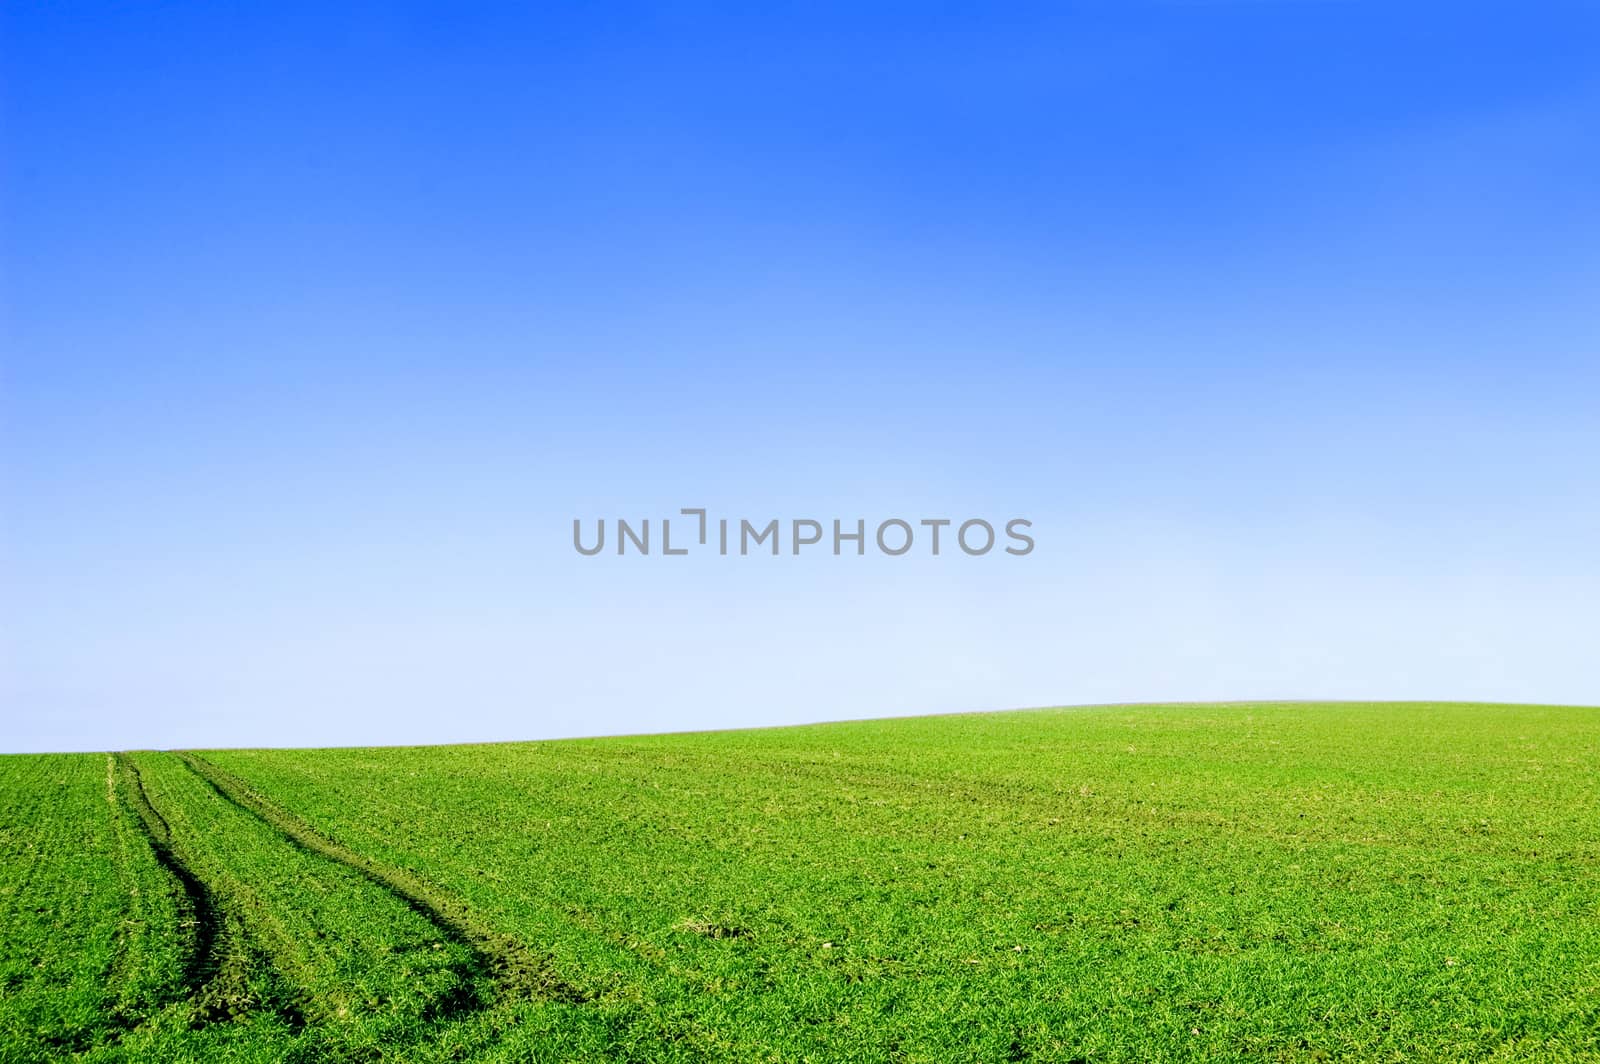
left=3, top=702, right=1599, bottom=1061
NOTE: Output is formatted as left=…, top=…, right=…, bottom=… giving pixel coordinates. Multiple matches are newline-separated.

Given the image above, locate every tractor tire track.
left=177, top=752, right=591, bottom=1010
left=102, top=754, right=189, bottom=1030
left=110, top=754, right=223, bottom=1001
left=111, top=752, right=305, bottom=1029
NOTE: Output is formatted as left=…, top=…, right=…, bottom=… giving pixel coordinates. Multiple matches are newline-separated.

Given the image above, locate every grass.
left=2, top=701, right=1598, bottom=1061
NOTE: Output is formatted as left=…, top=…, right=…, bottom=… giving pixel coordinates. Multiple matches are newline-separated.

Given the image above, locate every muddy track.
left=112, top=753, right=305, bottom=1029
left=177, top=752, right=590, bottom=1007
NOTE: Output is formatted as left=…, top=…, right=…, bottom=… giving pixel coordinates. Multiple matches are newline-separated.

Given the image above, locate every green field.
left=2, top=702, right=1598, bottom=1062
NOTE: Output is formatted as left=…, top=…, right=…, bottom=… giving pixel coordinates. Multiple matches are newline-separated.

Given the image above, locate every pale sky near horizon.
left=3, top=3, right=1598, bottom=752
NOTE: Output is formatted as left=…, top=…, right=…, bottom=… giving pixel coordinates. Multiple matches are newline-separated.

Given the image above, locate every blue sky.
left=3, top=3, right=1598, bottom=751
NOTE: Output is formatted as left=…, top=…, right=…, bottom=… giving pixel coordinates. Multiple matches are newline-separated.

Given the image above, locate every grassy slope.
left=2, top=702, right=1598, bottom=1061
left=0, top=755, right=125, bottom=1056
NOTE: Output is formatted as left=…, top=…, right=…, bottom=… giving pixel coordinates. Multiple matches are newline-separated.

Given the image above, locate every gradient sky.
left=3, top=3, right=1598, bottom=752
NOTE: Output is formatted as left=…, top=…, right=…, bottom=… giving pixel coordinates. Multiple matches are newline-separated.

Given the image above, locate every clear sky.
left=3, top=3, right=1598, bottom=752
